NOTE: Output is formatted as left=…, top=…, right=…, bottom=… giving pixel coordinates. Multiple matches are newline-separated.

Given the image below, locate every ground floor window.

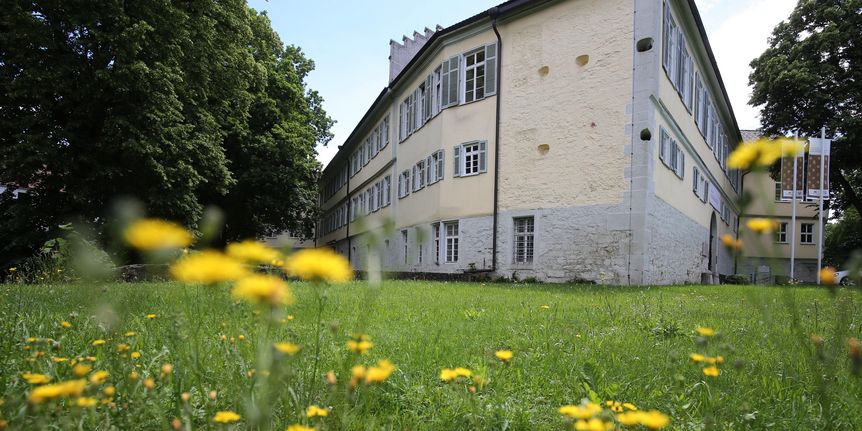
left=776, top=222, right=788, bottom=243
left=800, top=223, right=814, bottom=244
left=402, top=230, right=408, bottom=264
left=444, top=221, right=459, bottom=263
left=432, top=223, right=440, bottom=264
left=513, top=217, right=534, bottom=263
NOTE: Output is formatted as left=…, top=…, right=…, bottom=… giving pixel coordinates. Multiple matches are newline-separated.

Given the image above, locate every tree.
left=749, top=0, right=862, bottom=235
left=825, top=208, right=862, bottom=267
left=0, top=1, right=331, bottom=264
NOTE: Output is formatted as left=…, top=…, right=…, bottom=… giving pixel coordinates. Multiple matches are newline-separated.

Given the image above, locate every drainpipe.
left=490, top=7, right=502, bottom=273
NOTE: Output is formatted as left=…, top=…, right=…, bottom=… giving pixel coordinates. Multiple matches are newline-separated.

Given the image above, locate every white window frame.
left=800, top=223, right=814, bottom=244
left=454, top=141, right=487, bottom=177
left=462, top=47, right=486, bottom=104
left=776, top=222, right=788, bottom=243
left=513, top=217, right=535, bottom=264
left=413, top=159, right=426, bottom=192
left=398, top=169, right=411, bottom=199
left=444, top=221, right=459, bottom=263
left=401, top=230, right=409, bottom=264
left=432, top=222, right=441, bottom=265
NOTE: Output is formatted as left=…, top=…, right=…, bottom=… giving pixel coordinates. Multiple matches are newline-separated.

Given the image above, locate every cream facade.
left=316, top=0, right=744, bottom=284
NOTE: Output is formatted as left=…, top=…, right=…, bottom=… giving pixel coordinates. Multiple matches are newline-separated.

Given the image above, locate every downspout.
left=490, top=7, right=502, bottom=273
left=346, top=166, right=351, bottom=263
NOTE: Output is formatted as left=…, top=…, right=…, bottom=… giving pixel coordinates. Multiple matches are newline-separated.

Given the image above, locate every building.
left=738, top=130, right=824, bottom=284
left=316, top=0, right=743, bottom=284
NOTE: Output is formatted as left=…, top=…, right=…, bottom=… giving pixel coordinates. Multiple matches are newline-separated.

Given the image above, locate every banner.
left=806, top=137, right=831, bottom=200
left=780, top=141, right=805, bottom=200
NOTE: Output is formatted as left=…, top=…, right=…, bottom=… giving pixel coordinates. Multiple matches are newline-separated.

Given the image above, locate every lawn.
left=1, top=280, right=861, bottom=430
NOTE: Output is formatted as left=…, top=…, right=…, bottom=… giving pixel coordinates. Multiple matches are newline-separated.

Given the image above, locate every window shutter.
left=437, top=151, right=444, bottom=181
left=479, top=141, right=488, bottom=173
left=677, top=149, right=685, bottom=177
left=424, top=75, right=433, bottom=121
left=659, top=129, right=667, bottom=164
left=485, top=43, right=497, bottom=96
left=662, top=3, right=671, bottom=72
left=399, top=103, right=406, bottom=141
left=426, top=156, right=433, bottom=183
left=693, top=166, right=699, bottom=194
left=453, top=145, right=461, bottom=177
left=440, top=59, right=451, bottom=107
left=446, top=55, right=460, bottom=107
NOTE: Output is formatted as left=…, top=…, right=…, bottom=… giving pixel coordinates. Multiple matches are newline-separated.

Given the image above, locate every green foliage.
left=0, top=0, right=332, bottom=264
left=825, top=208, right=862, bottom=268
left=749, top=0, right=862, bottom=233
left=2, top=281, right=861, bottom=429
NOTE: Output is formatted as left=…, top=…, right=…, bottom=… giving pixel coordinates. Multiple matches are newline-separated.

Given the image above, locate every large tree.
left=749, top=0, right=862, bottom=234
left=0, top=0, right=331, bottom=264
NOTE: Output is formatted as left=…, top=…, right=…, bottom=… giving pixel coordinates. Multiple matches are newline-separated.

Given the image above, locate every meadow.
left=2, top=280, right=861, bottom=430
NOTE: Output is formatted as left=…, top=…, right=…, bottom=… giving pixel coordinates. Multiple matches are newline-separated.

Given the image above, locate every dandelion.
left=92, top=339, right=106, bottom=346
left=282, top=248, right=353, bottom=283
left=129, top=371, right=139, bottom=381
left=306, top=405, right=329, bottom=418
left=27, top=379, right=87, bottom=404
left=170, top=250, right=249, bottom=284
left=689, top=353, right=706, bottom=362
left=617, top=410, right=670, bottom=429
left=820, top=267, right=836, bottom=285
left=60, top=321, right=72, bottom=328
left=116, top=343, right=130, bottom=353
left=125, top=331, right=137, bottom=337
left=124, top=219, right=193, bottom=251
left=146, top=314, right=157, bottom=319
left=73, top=363, right=92, bottom=377
left=75, top=397, right=98, bottom=408
left=606, top=400, right=624, bottom=413
left=161, top=363, right=173, bottom=376
left=703, top=366, right=720, bottom=377
left=103, top=386, right=116, bottom=397
left=22, top=373, right=51, bottom=385
left=695, top=327, right=716, bottom=337
left=350, top=365, right=367, bottom=387
left=574, top=418, right=614, bottom=431
left=727, top=137, right=804, bottom=169
left=231, top=274, right=293, bottom=306
left=51, top=356, right=68, bottom=363
left=540, top=305, right=551, bottom=309
left=559, top=402, right=602, bottom=419
left=274, top=342, right=301, bottom=355
left=623, top=402, right=638, bottom=411
left=238, top=335, right=246, bottom=342
left=213, top=411, right=241, bottom=423
left=131, top=351, right=142, bottom=359
left=347, top=339, right=373, bottom=355
left=365, top=360, right=396, bottom=384
left=287, top=315, right=295, bottom=321
left=746, top=218, right=778, bottom=234
left=143, top=378, right=155, bottom=389
left=226, top=240, right=282, bottom=264
left=89, top=370, right=109, bottom=384
left=286, top=425, right=314, bottom=431
left=495, top=350, right=513, bottom=362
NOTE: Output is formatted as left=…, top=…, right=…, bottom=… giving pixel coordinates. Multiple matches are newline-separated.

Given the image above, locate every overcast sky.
left=248, top=0, right=797, bottom=168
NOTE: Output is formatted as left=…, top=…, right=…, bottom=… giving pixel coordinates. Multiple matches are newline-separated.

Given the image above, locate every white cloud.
left=707, top=0, right=796, bottom=130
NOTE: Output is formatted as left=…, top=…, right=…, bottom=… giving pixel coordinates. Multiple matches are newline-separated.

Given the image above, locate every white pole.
left=817, top=126, right=826, bottom=283
left=790, top=131, right=798, bottom=281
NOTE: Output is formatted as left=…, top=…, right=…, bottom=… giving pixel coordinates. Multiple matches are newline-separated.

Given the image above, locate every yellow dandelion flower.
left=616, top=411, right=641, bottom=426
left=287, top=315, right=295, bottom=321
left=73, top=363, right=92, bottom=377
left=350, top=365, right=367, bottom=386
left=623, top=402, right=638, bottom=411
left=60, top=321, right=72, bottom=328
left=51, top=356, right=68, bottom=363
left=286, top=425, right=315, bottom=431
left=574, top=418, right=614, bottom=431
left=213, top=411, right=241, bottom=423
left=703, top=366, right=720, bottom=377
left=146, top=314, right=157, bottom=319
left=540, top=305, right=551, bottom=309
left=728, top=138, right=804, bottom=169
left=125, top=331, right=137, bottom=337
left=89, top=370, right=109, bottom=384
left=558, top=402, right=602, bottom=419
left=695, top=327, right=716, bottom=337
left=606, top=400, right=623, bottom=412
left=747, top=218, right=779, bottom=234
left=495, top=350, right=514, bottom=362
left=231, top=275, right=293, bottom=306
left=129, top=371, right=139, bottom=381
left=689, top=353, right=706, bottom=362
left=22, top=373, right=51, bottom=385
left=103, top=386, right=116, bottom=396
left=170, top=250, right=249, bottom=284
left=116, top=343, right=130, bottom=353
left=75, top=397, right=98, bottom=408
left=131, top=351, right=142, bottom=359
left=454, top=367, right=472, bottom=377
left=639, top=410, right=671, bottom=429
left=161, top=363, right=173, bottom=376
left=306, top=405, right=329, bottom=418
left=226, top=240, right=282, bottom=264
left=347, top=339, right=374, bottom=355
left=365, top=360, right=396, bottom=384
left=282, top=248, right=352, bottom=283
left=91, top=339, right=106, bottom=346
left=820, top=267, right=836, bottom=285
left=274, top=342, right=301, bottom=355
left=27, top=379, right=87, bottom=404
left=238, top=335, right=246, bottom=342
left=439, top=368, right=458, bottom=382
left=143, top=378, right=155, bottom=389
left=124, top=219, right=193, bottom=251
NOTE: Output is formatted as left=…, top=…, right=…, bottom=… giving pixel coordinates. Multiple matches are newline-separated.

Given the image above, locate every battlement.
left=389, top=25, right=442, bottom=83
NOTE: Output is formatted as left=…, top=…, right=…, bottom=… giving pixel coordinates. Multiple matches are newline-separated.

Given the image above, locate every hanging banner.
left=780, top=141, right=805, bottom=200
left=806, top=137, right=831, bottom=200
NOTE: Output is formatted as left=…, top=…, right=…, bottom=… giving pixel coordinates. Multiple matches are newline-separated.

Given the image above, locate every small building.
left=316, top=0, right=743, bottom=284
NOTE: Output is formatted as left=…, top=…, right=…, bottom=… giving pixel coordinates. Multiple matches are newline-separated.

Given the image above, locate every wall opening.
left=575, top=55, right=589, bottom=66
left=537, top=144, right=550, bottom=155
left=636, top=37, right=653, bottom=52
left=538, top=66, right=549, bottom=76
left=639, top=128, right=652, bottom=141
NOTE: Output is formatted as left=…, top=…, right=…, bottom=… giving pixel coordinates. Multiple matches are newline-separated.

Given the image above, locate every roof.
left=322, top=0, right=746, bottom=176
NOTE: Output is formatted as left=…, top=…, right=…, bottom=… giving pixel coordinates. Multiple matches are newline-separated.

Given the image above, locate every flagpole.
left=790, top=131, right=798, bottom=281
left=817, top=126, right=826, bottom=283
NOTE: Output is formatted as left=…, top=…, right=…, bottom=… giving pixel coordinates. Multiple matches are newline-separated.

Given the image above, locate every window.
left=365, top=188, right=373, bottom=215
left=380, top=116, right=390, bottom=149
left=399, top=97, right=409, bottom=141
left=398, top=170, right=411, bottom=198
left=432, top=66, right=442, bottom=116
left=463, top=48, right=485, bottom=103
left=426, top=150, right=444, bottom=184
left=381, top=175, right=391, bottom=207
left=351, top=197, right=359, bottom=221
left=454, top=141, right=487, bottom=177
left=441, top=55, right=460, bottom=108
left=413, top=159, right=426, bottom=191
left=371, top=183, right=380, bottom=212
left=415, top=85, right=426, bottom=130
left=659, top=128, right=684, bottom=178
left=776, top=222, right=788, bottom=243
left=801, top=223, right=814, bottom=244
left=433, top=223, right=440, bottom=264
left=402, top=230, right=409, bottom=264
left=774, top=182, right=786, bottom=201
left=444, top=221, right=459, bottom=263
left=513, top=217, right=534, bottom=264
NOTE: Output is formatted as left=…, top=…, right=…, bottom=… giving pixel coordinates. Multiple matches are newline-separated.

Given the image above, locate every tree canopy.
left=0, top=0, right=331, bottom=264
left=749, top=0, right=862, bottom=238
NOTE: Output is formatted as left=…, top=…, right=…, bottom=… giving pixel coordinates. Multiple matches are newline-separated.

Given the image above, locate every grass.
left=1, top=280, right=861, bottom=430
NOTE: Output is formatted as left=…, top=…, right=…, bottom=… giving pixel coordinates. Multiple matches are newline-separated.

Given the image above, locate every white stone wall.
left=645, top=197, right=710, bottom=284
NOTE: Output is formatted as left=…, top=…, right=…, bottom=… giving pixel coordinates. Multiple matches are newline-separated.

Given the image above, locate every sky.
left=248, top=0, right=797, bottom=168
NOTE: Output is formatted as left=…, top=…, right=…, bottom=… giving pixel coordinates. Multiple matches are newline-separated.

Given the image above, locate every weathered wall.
left=739, top=257, right=818, bottom=283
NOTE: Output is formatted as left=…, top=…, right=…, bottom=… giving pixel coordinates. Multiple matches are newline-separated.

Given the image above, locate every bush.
left=723, top=274, right=751, bottom=285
